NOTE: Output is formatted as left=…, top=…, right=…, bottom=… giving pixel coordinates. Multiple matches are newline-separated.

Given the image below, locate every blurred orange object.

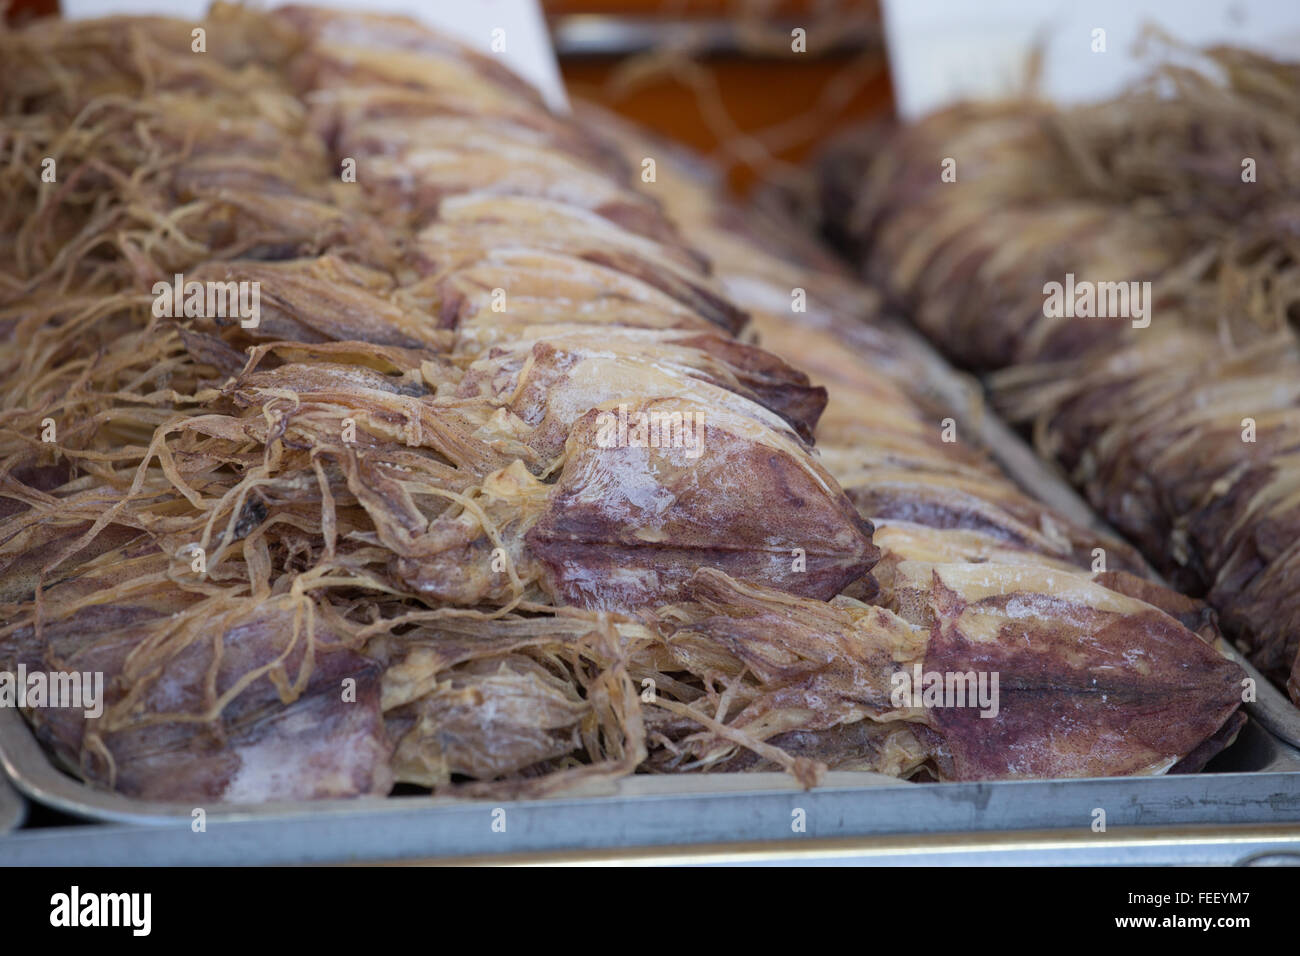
left=4, top=0, right=58, bottom=24
left=544, top=0, right=891, bottom=195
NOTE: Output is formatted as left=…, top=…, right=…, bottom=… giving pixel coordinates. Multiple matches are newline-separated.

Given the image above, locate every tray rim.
left=2, top=701, right=1299, bottom=829
left=2, top=770, right=1300, bottom=865
left=404, top=823, right=1300, bottom=867
left=0, top=767, right=23, bottom=834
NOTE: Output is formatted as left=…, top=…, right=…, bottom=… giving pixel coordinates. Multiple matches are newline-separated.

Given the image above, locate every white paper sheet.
left=60, top=0, right=569, bottom=112
left=882, top=0, right=1300, bottom=120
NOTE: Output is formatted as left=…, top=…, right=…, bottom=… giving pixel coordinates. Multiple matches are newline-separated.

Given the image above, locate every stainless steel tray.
left=0, top=768, right=23, bottom=834
left=1, top=322, right=1297, bottom=841
left=0, top=747, right=1297, bottom=864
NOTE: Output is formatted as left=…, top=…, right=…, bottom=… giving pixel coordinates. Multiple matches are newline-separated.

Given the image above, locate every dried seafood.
left=819, top=45, right=1300, bottom=705
left=0, top=6, right=1247, bottom=801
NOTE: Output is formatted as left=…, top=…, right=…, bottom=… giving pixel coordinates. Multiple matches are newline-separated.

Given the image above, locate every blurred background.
left=4, top=0, right=892, bottom=195
left=546, top=0, right=888, bottom=194
left=8, top=0, right=1300, bottom=196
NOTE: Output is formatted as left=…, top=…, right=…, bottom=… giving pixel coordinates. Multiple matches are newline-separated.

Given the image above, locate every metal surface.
left=430, top=825, right=1300, bottom=866
left=1, top=768, right=1298, bottom=865
left=1199, top=716, right=1300, bottom=773
left=0, top=769, right=23, bottom=834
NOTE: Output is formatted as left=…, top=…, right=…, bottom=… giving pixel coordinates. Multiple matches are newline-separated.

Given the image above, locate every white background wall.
left=883, top=0, right=1300, bottom=119
left=60, top=0, right=568, bottom=111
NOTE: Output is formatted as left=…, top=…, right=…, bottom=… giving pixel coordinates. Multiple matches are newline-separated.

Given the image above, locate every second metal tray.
left=0, top=768, right=23, bottom=834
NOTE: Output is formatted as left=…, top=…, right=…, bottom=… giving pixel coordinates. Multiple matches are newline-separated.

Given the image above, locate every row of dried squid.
left=818, top=45, right=1300, bottom=706
left=0, top=5, right=1246, bottom=801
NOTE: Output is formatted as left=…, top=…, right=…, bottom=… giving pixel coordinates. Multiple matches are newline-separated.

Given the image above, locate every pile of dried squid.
left=820, top=44, right=1300, bottom=706
left=0, top=5, right=1246, bottom=802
